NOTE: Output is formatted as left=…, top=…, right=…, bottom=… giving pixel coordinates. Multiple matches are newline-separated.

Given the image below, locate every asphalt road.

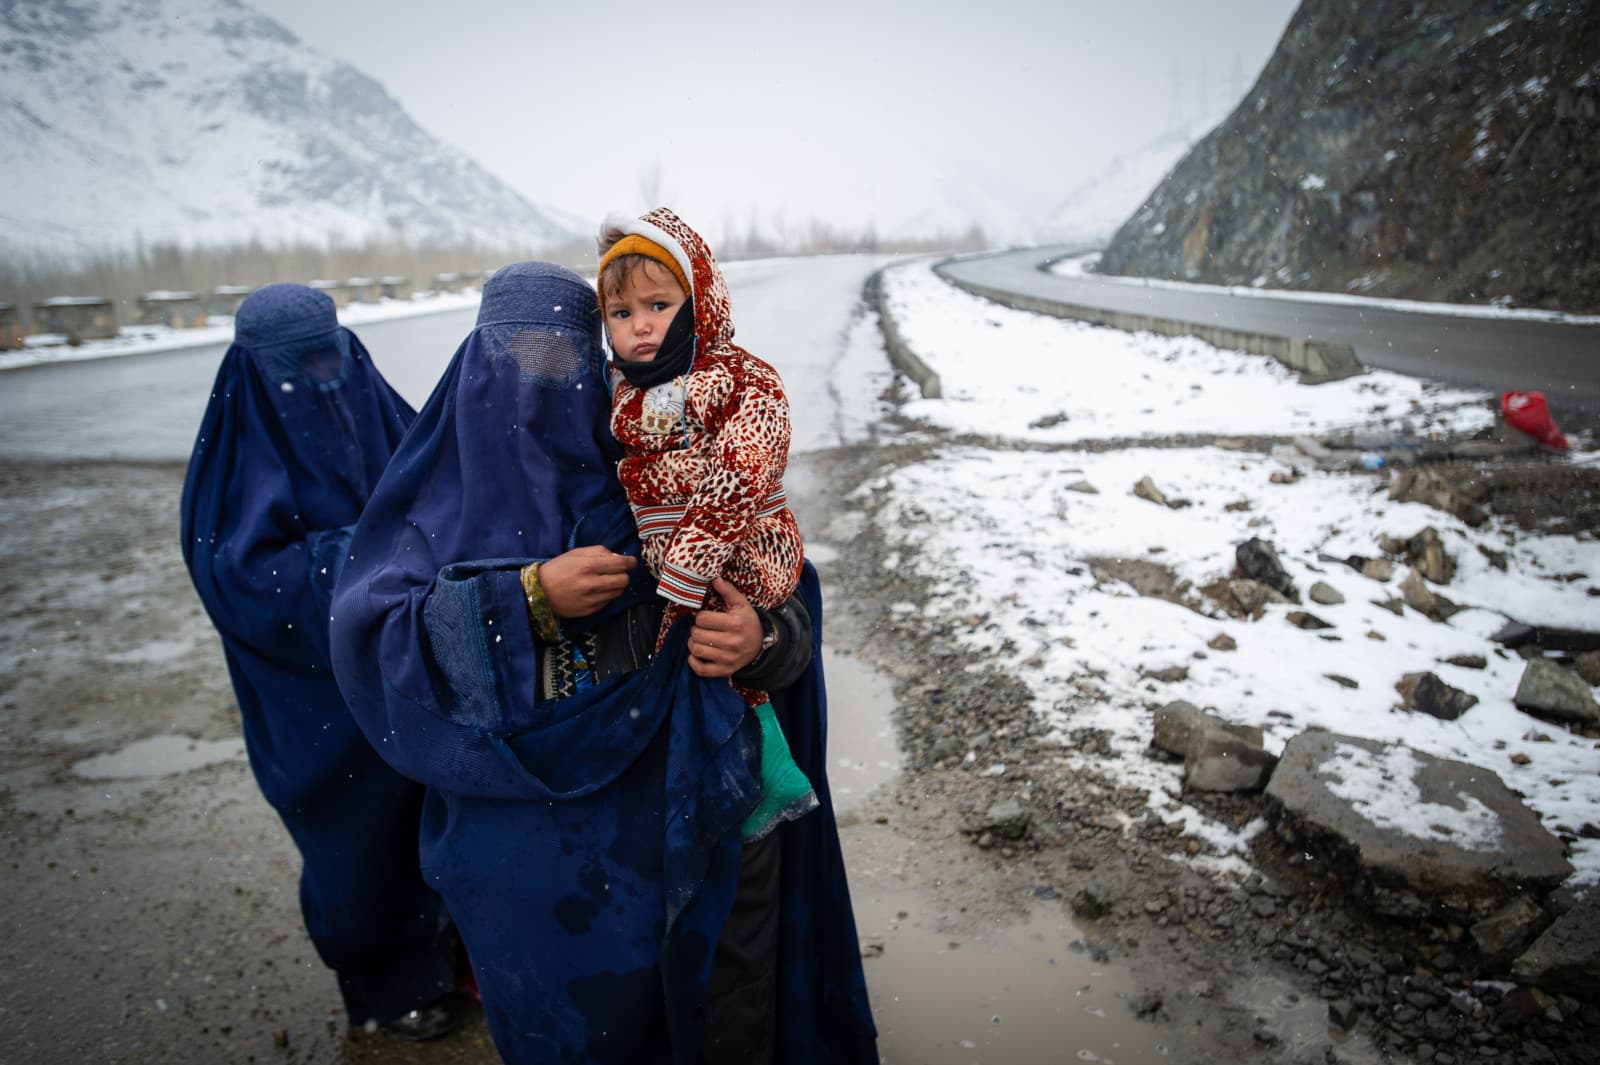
left=941, top=247, right=1600, bottom=426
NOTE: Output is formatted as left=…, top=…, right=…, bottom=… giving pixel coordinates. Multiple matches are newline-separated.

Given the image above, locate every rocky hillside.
left=0, top=0, right=575, bottom=257
left=1096, top=0, right=1600, bottom=313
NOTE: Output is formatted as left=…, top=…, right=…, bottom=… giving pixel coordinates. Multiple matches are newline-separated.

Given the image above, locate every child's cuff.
left=656, top=561, right=710, bottom=608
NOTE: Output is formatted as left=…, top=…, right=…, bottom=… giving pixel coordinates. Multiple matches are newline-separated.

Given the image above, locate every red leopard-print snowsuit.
left=605, top=209, right=804, bottom=706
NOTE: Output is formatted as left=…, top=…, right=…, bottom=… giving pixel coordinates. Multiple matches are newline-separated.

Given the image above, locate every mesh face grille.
left=493, top=326, right=589, bottom=387
left=256, top=336, right=349, bottom=390
left=299, top=345, right=347, bottom=386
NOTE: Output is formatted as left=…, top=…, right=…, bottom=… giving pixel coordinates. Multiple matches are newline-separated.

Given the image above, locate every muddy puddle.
left=827, top=648, right=1175, bottom=1064
left=70, top=734, right=245, bottom=780
left=858, top=895, right=1174, bottom=1064
left=822, top=646, right=902, bottom=813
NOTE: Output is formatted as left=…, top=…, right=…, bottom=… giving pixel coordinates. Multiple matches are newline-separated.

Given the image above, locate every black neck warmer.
left=615, top=299, right=696, bottom=389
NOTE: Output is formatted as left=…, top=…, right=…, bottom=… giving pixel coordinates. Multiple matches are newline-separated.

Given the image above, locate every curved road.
left=941, top=247, right=1600, bottom=425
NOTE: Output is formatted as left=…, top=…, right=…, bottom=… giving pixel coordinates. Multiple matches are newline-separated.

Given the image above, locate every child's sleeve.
left=656, top=360, right=791, bottom=608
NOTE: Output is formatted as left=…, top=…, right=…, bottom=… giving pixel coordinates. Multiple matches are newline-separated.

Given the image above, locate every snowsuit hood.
left=598, top=207, right=736, bottom=354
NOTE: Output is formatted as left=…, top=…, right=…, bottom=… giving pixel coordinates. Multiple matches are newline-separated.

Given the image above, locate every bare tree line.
left=1, top=217, right=988, bottom=331
left=0, top=234, right=589, bottom=330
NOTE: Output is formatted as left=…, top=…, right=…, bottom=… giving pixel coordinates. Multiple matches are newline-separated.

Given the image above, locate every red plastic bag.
left=1501, top=391, right=1569, bottom=450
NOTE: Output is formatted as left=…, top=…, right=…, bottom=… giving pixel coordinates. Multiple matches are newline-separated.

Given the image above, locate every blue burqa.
left=327, top=262, right=877, bottom=1063
left=180, top=284, right=454, bottom=1023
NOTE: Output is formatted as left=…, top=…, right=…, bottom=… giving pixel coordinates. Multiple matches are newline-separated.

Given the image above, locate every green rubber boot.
left=740, top=701, right=818, bottom=840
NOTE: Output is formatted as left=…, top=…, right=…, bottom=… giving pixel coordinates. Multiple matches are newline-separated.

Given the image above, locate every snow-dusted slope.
left=1044, top=125, right=1205, bottom=246
left=873, top=156, right=1059, bottom=248
left=0, top=0, right=575, bottom=256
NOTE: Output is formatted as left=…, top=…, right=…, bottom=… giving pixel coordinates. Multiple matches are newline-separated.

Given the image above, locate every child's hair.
left=598, top=254, right=679, bottom=305
left=595, top=230, right=692, bottom=313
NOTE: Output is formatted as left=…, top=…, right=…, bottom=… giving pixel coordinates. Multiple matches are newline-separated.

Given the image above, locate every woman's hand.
left=688, top=579, right=763, bottom=677
left=538, top=546, right=636, bottom=618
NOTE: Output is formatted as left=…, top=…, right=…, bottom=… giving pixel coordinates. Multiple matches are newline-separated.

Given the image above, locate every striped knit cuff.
left=656, top=561, right=710, bottom=608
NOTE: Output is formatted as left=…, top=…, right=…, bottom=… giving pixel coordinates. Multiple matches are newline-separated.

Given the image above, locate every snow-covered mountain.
left=1043, top=124, right=1212, bottom=247
left=0, top=0, right=576, bottom=257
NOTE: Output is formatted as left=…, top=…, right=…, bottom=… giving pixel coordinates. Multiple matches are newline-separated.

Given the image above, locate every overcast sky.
left=255, top=0, right=1301, bottom=241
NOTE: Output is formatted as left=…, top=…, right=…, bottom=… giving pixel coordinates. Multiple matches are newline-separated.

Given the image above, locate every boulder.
left=1512, top=892, right=1600, bottom=999
left=1151, top=701, right=1262, bottom=759
left=1471, top=895, right=1552, bottom=973
left=1237, top=537, right=1295, bottom=597
left=1388, top=468, right=1488, bottom=527
left=1404, top=526, right=1456, bottom=585
left=1133, top=476, right=1170, bottom=507
left=1309, top=581, right=1345, bottom=605
left=1150, top=702, right=1276, bottom=793
left=1265, top=731, right=1572, bottom=918
left=1360, top=557, right=1396, bottom=582
left=1228, top=579, right=1290, bottom=617
left=1184, top=732, right=1277, bottom=793
left=961, top=799, right=1031, bottom=841
left=1395, top=671, right=1479, bottom=721
left=1400, top=568, right=1459, bottom=621
left=1513, top=659, right=1600, bottom=727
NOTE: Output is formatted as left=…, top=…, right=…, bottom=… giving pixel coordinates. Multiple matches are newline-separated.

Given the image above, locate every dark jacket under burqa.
left=326, top=262, right=877, bottom=1064
left=179, top=283, right=454, bottom=1022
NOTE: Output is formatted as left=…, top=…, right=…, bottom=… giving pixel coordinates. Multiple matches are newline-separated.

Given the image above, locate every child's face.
left=605, top=260, right=687, bottom=363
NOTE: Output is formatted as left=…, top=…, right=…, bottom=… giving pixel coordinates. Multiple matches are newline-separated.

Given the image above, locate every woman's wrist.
left=519, top=562, right=560, bottom=642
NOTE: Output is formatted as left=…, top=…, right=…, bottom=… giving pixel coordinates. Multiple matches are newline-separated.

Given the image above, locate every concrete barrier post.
left=0, top=304, right=23, bottom=350
left=309, top=279, right=354, bottom=309
left=137, top=291, right=206, bottom=328
left=32, top=297, right=120, bottom=345
left=208, top=286, right=253, bottom=318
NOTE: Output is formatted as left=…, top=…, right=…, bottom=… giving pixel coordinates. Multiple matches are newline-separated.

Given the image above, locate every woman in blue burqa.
left=180, top=284, right=459, bottom=1039
left=328, top=261, right=877, bottom=1064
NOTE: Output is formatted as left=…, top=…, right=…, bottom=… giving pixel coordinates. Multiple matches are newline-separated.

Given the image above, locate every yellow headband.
left=597, top=234, right=691, bottom=310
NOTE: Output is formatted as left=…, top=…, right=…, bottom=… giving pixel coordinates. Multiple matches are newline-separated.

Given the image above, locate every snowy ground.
left=877, top=258, right=1600, bottom=885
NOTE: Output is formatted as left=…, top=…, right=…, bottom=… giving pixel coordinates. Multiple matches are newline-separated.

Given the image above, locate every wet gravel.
left=3, top=438, right=1596, bottom=1064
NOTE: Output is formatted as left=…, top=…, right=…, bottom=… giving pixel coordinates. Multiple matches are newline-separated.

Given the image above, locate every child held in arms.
left=597, top=206, right=814, bottom=840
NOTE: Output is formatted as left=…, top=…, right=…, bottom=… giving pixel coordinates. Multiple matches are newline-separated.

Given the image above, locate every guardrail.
left=935, top=261, right=1364, bottom=385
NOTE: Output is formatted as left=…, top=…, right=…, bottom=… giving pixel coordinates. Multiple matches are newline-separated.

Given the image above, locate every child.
left=597, top=207, right=815, bottom=841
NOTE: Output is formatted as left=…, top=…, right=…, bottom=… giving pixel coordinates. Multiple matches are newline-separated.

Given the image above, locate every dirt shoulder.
left=0, top=461, right=499, bottom=1064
